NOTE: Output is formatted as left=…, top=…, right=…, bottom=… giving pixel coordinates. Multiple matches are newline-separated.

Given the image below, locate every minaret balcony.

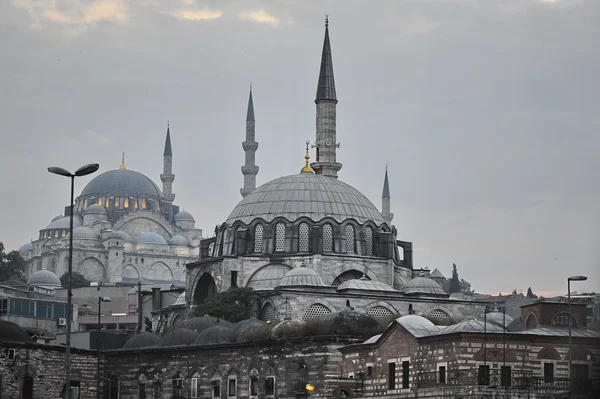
left=241, top=165, right=259, bottom=175
left=160, top=173, right=175, bottom=183
left=242, top=141, right=259, bottom=151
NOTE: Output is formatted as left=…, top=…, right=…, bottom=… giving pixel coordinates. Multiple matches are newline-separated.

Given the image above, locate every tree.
left=193, top=287, right=257, bottom=323
left=449, top=263, right=461, bottom=293
left=60, top=272, right=91, bottom=289
left=460, top=278, right=473, bottom=293
left=0, top=242, right=26, bottom=282
left=526, top=287, right=538, bottom=299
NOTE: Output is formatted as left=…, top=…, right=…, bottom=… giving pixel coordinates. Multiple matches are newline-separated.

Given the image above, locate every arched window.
left=275, top=223, right=285, bottom=252
left=222, top=230, right=228, bottom=255
left=302, top=303, right=331, bottom=320
left=250, top=369, right=259, bottom=397
left=172, top=373, right=183, bottom=399
left=109, top=375, right=120, bottom=399
left=365, top=227, right=373, bottom=256
left=254, top=224, right=263, bottom=253
left=211, top=372, right=222, bottom=398
left=344, top=225, right=355, bottom=253
left=332, top=270, right=365, bottom=286
left=260, top=303, right=276, bottom=322
left=526, top=314, right=538, bottom=329
left=551, top=312, right=576, bottom=328
left=191, top=372, right=201, bottom=398
left=367, top=306, right=393, bottom=319
left=299, top=223, right=309, bottom=252
left=265, top=367, right=276, bottom=397
left=208, top=242, right=215, bottom=257
left=426, top=309, right=451, bottom=322
left=323, top=224, right=333, bottom=252
left=227, top=371, right=237, bottom=397
left=138, top=375, right=148, bottom=399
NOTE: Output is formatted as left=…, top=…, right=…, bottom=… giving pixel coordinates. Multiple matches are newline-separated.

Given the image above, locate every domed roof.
left=270, top=319, right=306, bottom=339
left=183, top=315, right=232, bottom=334
left=396, top=315, right=443, bottom=337
left=486, top=308, right=514, bottom=327
left=109, top=230, right=132, bottom=241
left=80, top=169, right=162, bottom=198
left=393, top=271, right=410, bottom=291
left=0, top=320, right=31, bottom=343
left=160, top=327, right=198, bottom=346
left=234, top=318, right=267, bottom=342
left=226, top=173, right=385, bottom=225
left=279, top=265, right=327, bottom=287
left=404, top=275, right=447, bottom=296
left=174, top=211, right=195, bottom=222
left=136, top=232, right=167, bottom=246
left=67, top=227, right=101, bottom=241
left=194, top=325, right=234, bottom=345
left=27, top=269, right=61, bottom=288
left=123, top=331, right=161, bottom=349
left=337, top=276, right=397, bottom=292
left=45, top=215, right=82, bottom=230
left=83, top=204, right=107, bottom=215
left=19, top=242, right=33, bottom=256
left=247, top=264, right=292, bottom=290
left=439, top=319, right=504, bottom=335
left=51, top=214, right=64, bottom=222
left=316, top=308, right=380, bottom=336
left=169, top=235, right=189, bottom=247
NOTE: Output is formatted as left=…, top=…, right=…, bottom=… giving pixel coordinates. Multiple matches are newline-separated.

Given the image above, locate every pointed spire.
left=164, top=122, right=173, bottom=156
left=246, top=85, right=255, bottom=122
left=382, top=165, right=390, bottom=198
left=315, top=16, right=337, bottom=103
left=119, top=152, right=127, bottom=170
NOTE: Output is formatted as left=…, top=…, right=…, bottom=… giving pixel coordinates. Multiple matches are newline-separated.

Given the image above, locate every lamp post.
left=48, top=163, right=99, bottom=399
left=98, top=296, right=111, bottom=330
left=567, top=275, right=587, bottom=394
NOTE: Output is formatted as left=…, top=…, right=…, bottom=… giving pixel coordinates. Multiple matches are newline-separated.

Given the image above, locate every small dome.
left=160, top=327, right=198, bottom=346
left=404, top=275, right=447, bottom=296
left=194, top=325, right=234, bottom=345
left=315, top=308, right=380, bottom=336
left=393, top=271, right=409, bottom=291
left=0, top=320, right=31, bottom=343
left=45, top=216, right=82, bottom=230
left=270, top=320, right=306, bottom=339
left=19, top=242, right=33, bottom=256
left=67, top=227, right=101, bottom=241
left=486, top=308, right=514, bottom=327
left=183, top=315, right=232, bottom=334
left=439, top=319, right=505, bottom=335
left=174, top=211, right=195, bottom=222
left=279, top=265, right=327, bottom=287
left=84, top=204, right=107, bottom=215
left=136, top=232, right=168, bottom=246
left=109, top=230, right=132, bottom=242
left=27, top=269, right=61, bottom=288
left=337, top=276, right=397, bottom=292
left=169, top=235, right=189, bottom=247
left=51, top=214, right=63, bottom=222
left=174, top=291, right=186, bottom=306
left=247, top=264, right=292, bottom=290
left=234, top=318, right=267, bottom=342
left=123, top=331, right=161, bottom=349
left=396, top=315, right=441, bottom=337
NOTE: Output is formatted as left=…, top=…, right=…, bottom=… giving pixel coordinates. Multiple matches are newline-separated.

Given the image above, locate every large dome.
left=226, top=173, right=385, bottom=225
left=80, top=169, right=162, bottom=198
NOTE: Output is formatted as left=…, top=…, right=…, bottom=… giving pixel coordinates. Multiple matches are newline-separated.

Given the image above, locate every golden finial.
left=301, top=140, right=314, bottom=173
left=119, top=152, right=127, bottom=170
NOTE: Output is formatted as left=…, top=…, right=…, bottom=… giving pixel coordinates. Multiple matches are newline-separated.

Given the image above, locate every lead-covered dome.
left=136, top=232, right=167, bottom=246
left=80, top=169, right=162, bottom=198
left=83, top=204, right=107, bottom=215
left=404, top=275, right=447, bottom=297
left=279, top=265, right=327, bottom=287
left=247, top=264, right=292, bottom=290
left=67, top=227, right=101, bottom=241
left=174, top=211, right=195, bottom=222
left=226, top=173, right=385, bottom=225
left=0, top=320, right=31, bottom=343
left=27, top=269, right=61, bottom=288
left=123, top=331, right=161, bottom=349
left=45, top=216, right=82, bottom=230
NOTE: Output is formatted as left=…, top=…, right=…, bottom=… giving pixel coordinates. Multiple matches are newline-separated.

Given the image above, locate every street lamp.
left=48, top=163, right=99, bottom=399
left=98, top=297, right=111, bottom=330
left=567, top=275, right=587, bottom=394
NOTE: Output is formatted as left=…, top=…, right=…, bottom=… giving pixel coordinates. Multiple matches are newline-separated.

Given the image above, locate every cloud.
left=404, top=18, right=439, bottom=35
left=537, top=0, right=586, bottom=7
left=238, top=10, right=279, bottom=26
left=171, top=9, right=222, bottom=21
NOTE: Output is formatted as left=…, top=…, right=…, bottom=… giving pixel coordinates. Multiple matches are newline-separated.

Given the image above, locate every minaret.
left=311, top=16, right=342, bottom=178
left=381, top=166, right=394, bottom=224
left=241, top=86, right=259, bottom=197
left=160, top=123, right=175, bottom=216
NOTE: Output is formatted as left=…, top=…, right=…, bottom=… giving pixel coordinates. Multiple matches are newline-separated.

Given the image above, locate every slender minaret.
left=241, top=86, right=259, bottom=197
left=160, top=123, right=175, bottom=217
left=311, top=16, right=342, bottom=178
left=381, top=166, right=394, bottom=224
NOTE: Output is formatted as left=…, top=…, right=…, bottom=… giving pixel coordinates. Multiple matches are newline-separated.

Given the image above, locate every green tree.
left=460, top=278, right=473, bottom=293
left=449, top=263, right=461, bottom=293
left=0, top=242, right=26, bottom=282
left=526, top=287, right=537, bottom=299
left=193, top=287, right=257, bottom=323
left=60, top=272, right=91, bottom=289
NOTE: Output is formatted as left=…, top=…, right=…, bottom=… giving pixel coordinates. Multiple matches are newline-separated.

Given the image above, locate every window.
left=211, top=379, right=221, bottom=398
left=109, top=375, right=119, bottom=399
left=544, top=363, right=554, bottom=383
left=438, top=366, right=446, bottom=384
left=477, top=365, right=490, bottom=386
left=552, top=312, right=577, bottom=327
left=275, top=223, right=285, bottom=252
left=265, top=377, right=275, bottom=396
left=500, top=366, right=511, bottom=387
left=302, top=304, right=331, bottom=320
left=388, top=362, right=396, bottom=390
left=23, top=375, right=33, bottom=399
left=172, top=377, right=183, bottom=399
left=191, top=373, right=200, bottom=398
left=208, top=242, right=215, bottom=257
left=402, top=361, right=410, bottom=389
left=222, top=230, right=228, bottom=255
left=367, top=306, right=393, bottom=319
left=323, top=224, right=333, bottom=252
left=138, top=375, right=147, bottom=399
left=344, top=225, right=355, bottom=253
left=427, top=309, right=451, bottom=321
left=526, top=313, right=537, bottom=329
left=228, top=378, right=236, bottom=397
left=299, top=223, right=309, bottom=252
left=254, top=224, right=263, bottom=253
left=367, top=366, right=373, bottom=377
left=231, top=271, right=238, bottom=288
left=250, top=377, right=258, bottom=396
left=365, top=227, right=373, bottom=255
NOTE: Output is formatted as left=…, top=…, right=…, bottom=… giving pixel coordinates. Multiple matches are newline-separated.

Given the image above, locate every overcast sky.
left=1, top=0, right=598, bottom=295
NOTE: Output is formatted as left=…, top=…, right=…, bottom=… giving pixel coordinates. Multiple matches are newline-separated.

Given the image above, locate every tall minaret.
left=381, top=166, right=394, bottom=224
left=160, top=123, right=175, bottom=216
left=241, top=86, right=259, bottom=197
left=311, top=17, right=342, bottom=178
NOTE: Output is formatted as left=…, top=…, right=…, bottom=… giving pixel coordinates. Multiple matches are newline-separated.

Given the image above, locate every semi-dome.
left=174, top=211, right=195, bottom=222
left=0, top=320, right=31, bottom=343
left=486, top=308, right=514, bottom=327
left=337, top=276, right=397, bottom=292
left=109, top=230, right=132, bottom=242
left=19, top=242, right=33, bottom=257
left=194, top=325, right=234, bottom=345
left=27, top=269, right=61, bottom=288
left=169, top=235, right=189, bottom=247
left=246, top=264, right=292, bottom=290
left=67, top=227, right=101, bottom=241
left=404, top=275, right=447, bottom=297
left=83, top=204, right=107, bottom=215
left=393, top=271, right=410, bottom=291
left=80, top=169, right=162, bottom=198
left=136, top=232, right=168, bottom=246
left=123, top=331, right=161, bottom=349
left=226, top=173, right=385, bottom=225
left=183, top=315, right=232, bottom=334
left=279, top=265, right=327, bottom=287
left=45, top=216, right=82, bottom=230
left=160, top=327, right=198, bottom=346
